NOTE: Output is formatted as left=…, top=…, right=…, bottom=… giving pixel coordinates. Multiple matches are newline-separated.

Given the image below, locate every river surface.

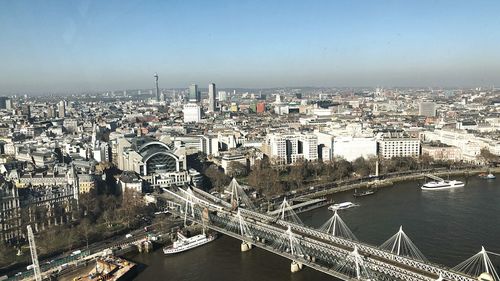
left=127, top=175, right=500, bottom=281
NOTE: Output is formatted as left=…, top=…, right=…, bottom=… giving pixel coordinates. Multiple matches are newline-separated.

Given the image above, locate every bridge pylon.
left=319, top=210, right=357, bottom=240
left=332, top=245, right=373, bottom=280
left=158, top=185, right=497, bottom=281
left=380, top=225, right=427, bottom=261
left=275, top=198, right=303, bottom=225
left=270, top=225, right=306, bottom=272
left=227, top=178, right=254, bottom=210
left=453, top=246, right=499, bottom=281
left=182, top=199, right=196, bottom=227
left=351, top=246, right=364, bottom=280
left=236, top=209, right=253, bottom=252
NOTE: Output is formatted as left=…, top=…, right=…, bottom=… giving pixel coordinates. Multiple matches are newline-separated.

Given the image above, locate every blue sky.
left=1, top=0, right=500, bottom=93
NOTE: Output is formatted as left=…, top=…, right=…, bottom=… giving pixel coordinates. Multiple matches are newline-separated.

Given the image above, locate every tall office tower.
left=47, top=105, right=55, bottom=118
left=58, top=100, right=66, bottom=118
left=5, top=99, right=12, bottom=110
left=0, top=97, right=7, bottom=109
left=189, top=84, right=199, bottom=102
left=419, top=101, right=437, bottom=117
left=256, top=102, right=266, bottom=113
left=22, top=105, right=31, bottom=118
left=208, top=83, right=216, bottom=112
left=154, top=73, right=160, bottom=102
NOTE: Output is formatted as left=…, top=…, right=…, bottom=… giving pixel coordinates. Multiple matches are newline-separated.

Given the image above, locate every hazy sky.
left=1, top=0, right=500, bottom=93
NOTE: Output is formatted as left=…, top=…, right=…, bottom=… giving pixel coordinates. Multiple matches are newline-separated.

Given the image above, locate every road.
left=6, top=216, right=183, bottom=281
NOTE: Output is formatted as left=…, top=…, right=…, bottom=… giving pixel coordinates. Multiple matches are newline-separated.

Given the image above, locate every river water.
left=128, top=175, right=500, bottom=281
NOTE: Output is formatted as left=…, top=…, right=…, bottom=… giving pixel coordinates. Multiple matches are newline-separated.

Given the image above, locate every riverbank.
left=302, top=167, right=500, bottom=199
left=127, top=176, right=500, bottom=281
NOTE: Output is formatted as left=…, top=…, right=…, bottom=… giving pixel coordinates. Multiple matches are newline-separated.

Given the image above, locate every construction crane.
left=27, top=225, right=42, bottom=281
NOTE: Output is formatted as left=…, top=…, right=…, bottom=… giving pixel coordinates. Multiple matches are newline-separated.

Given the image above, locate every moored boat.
left=486, top=173, right=496, bottom=179
left=421, top=180, right=465, bottom=190
left=478, top=173, right=497, bottom=180
left=328, top=202, right=358, bottom=211
left=479, top=173, right=496, bottom=180
left=163, top=231, right=215, bottom=254
left=353, top=189, right=376, bottom=197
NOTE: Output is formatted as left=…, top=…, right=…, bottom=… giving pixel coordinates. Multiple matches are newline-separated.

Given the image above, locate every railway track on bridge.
left=158, top=187, right=492, bottom=281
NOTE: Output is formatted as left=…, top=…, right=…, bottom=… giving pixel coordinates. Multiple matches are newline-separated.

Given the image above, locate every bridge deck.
left=159, top=188, right=478, bottom=281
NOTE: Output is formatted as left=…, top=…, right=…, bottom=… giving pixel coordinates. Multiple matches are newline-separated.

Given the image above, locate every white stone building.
left=377, top=137, right=420, bottom=159
left=183, top=103, right=201, bottom=123
left=264, top=133, right=318, bottom=165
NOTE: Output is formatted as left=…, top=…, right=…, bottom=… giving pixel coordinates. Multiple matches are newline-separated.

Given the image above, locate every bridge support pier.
left=143, top=241, right=153, bottom=253
left=478, top=273, right=494, bottom=281
left=241, top=241, right=252, bottom=252
left=290, top=261, right=303, bottom=273
left=305, top=255, right=316, bottom=262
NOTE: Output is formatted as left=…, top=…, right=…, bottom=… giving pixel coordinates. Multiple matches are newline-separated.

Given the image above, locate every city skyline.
left=1, top=1, right=500, bottom=280
left=1, top=0, right=500, bottom=93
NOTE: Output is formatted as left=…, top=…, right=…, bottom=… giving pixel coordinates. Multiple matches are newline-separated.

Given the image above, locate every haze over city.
left=1, top=1, right=500, bottom=281
left=1, top=0, right=500, bottom=93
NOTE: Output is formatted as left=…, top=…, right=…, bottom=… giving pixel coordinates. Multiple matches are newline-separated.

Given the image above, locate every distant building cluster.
left=1, top=81, right=500, bottom=242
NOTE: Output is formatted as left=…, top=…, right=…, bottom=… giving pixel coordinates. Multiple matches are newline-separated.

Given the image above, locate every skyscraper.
left=5, top=99, right=12, bottom=110
left=189, top=84, right=199, bottom=102
left=58, top=100, right=66, bottom=118
left=154, top=73, right=160, bottom=102
left=47, top=105, right=55, bottom=118
left=256, top=102, right=266, bottom=113
left=0, top=97, right=7, bottom=109
left=208, top=83, right=216, bottom=112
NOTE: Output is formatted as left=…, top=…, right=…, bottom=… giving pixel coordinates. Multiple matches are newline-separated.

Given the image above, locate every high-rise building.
left=5, top=98, right=12, bottom=110
left=419, top=101, right=437, bottom=117
left=154, top=73, right=160, bottom=102
left=208, top=83, right=216, bottom=112
left=189, top=84, right=199, bottom=102
left=22, top=105, right=31, bottom=118
left=183, top=103, right=201, bottom=123
left=256, top=102, right=266, bottom=113
left=0, top=97, right=7, bottom=109
left=218, top=91, right=227, bottom=101
left=47, top=105, right=55, bottom=118
left=58, top=100, right=66, bottom=118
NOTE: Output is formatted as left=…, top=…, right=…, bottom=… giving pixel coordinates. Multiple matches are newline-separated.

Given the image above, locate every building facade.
left=377, top=137, right=421, bottom=159
left=113, top=137, right=190, bottom=188
left=422, top=145, right=462, bottom=161
left=264, top=133, right=318, bottom=165
left=419, top=101, right=437, bottom=117
left=208, top=83, right=216, bottom=112
left=189, top=84, right=200, bottom=102
left=183, top=103, right=201, bottom=123
left=333, top=137, right=377, bottom=161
